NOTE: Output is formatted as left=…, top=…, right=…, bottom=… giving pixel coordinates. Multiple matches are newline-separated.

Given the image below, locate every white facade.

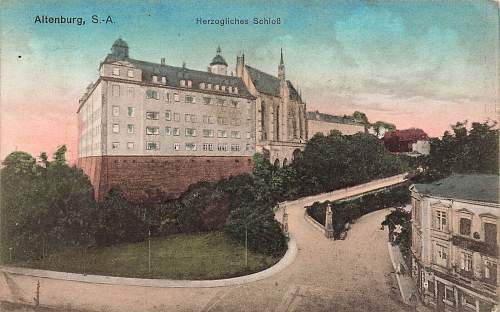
left=78, top=60, right=255, bottom=158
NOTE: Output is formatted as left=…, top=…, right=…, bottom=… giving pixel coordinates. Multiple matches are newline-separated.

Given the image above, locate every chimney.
left=161, top=58, right=165, bottom=66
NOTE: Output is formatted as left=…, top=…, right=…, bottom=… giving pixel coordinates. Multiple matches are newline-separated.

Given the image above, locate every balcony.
left=451, top=235, right=497, bottom=257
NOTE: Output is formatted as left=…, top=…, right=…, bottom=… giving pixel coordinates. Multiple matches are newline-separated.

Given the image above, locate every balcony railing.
left=451, top=235, right=497, bottom=257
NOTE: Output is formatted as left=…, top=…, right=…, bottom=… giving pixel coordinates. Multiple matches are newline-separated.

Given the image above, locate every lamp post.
left=148, top=229, right=151, bottom=275
left=282, top=207, right=289, bottom=238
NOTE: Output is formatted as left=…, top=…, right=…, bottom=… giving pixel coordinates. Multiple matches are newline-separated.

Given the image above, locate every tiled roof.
left=245, top=65, right=303, bottom=102
left=102, top=54, right=253, bottom=98
left=306, top=111, right=362, bottom=125
left=413, top=174, right=499, bottom=204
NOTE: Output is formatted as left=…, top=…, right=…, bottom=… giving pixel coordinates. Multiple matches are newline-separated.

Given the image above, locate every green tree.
left=353, top=111, right=369, bottom=124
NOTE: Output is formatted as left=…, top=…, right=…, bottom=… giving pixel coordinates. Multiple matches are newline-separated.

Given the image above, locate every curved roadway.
left=1, top=177, right=409, bottom=312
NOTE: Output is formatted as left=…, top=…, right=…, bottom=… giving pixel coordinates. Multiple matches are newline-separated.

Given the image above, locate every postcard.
left=0, top=1, right=498, bottom=311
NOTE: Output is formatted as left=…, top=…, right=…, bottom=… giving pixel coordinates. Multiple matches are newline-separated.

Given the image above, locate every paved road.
left=1, top=179, right=409, bottom=312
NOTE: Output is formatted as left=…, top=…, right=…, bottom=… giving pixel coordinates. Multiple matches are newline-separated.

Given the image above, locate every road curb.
left=0, top=236, right=298, bottom=289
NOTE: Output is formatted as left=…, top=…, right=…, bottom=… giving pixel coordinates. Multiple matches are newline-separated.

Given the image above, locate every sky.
left=1, top=0, right=498, bottom=162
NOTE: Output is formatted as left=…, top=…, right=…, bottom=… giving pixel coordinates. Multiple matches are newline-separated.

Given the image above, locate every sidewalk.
left=387, top=242, right=432, bottom=312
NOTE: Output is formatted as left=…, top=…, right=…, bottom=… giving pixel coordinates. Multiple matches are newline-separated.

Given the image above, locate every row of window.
left=111, top=141, right=251, bottom=152
left=435, top=244, right=497, bottom=282
left=111, top=123, right=250, bottom=139
left=433, top=210, right=497, bottom=244
left=113, top=107, right=243, bottom=126
left=111, top=67, right=240, bottom=95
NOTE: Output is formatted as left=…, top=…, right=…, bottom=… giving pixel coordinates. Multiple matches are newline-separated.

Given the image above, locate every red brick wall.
left=78, top=156, right=253, bottom=202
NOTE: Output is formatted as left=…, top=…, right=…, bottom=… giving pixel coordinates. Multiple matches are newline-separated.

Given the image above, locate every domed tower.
left=111, top=38, right=129, bottom=59
left=209, top=46, right=228, bottom=75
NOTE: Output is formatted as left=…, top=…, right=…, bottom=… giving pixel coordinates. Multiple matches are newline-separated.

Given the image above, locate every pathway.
left=0, top=175, right=409, bottom=312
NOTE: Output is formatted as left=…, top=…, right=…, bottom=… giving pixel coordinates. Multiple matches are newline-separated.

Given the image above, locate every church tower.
left=278, top=48, right=285, bottom=81
left=209, top=46, right=228, bottom=75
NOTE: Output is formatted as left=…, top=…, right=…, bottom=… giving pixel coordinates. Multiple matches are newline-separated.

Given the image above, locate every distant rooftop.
left=306, top=111, right=363, bottom=125
left=413, top=174, right=499, bottom=204
left=244, top=65, right=303, bottom=102
left=383, top=128, right=429, bottom=141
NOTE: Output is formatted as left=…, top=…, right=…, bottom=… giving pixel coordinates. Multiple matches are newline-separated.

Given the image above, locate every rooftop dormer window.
left=200, top=82, right=205, bottom=89
left=127, top=70, right=134, bottom=78
left=180, top=80, right=186, bottom=87
left=113, top=67, right=120, bottom=76
left=215, top=84, right=220, bottom=91
left=161, top=77, right=166, bottom=85
left=187, top=80, right=192, bottom=88
left=228, top=86, right=233, bottom=93
left=152, top=75, right=158, bottom=83
left=207, top=83, right=212, bottom=89
left=234, top=87, right=238, bottom=94
left=221, top=85, right=226, bottom=92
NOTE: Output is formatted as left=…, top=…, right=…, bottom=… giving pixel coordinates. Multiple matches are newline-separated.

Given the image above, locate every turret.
left=111, top=38, right=129, bottom=59
left=209, top=46, right=228, bottom=75
left=236, top=53, right=245, bottom=78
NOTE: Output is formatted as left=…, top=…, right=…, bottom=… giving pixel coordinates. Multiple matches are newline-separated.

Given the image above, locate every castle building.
left=306, top=111, right=365, bottom=137
left=236, top=50, right=307, bottom=166
left=77, top=39, right=256, bottom=202
left=410, top=175, right=499, bottom=312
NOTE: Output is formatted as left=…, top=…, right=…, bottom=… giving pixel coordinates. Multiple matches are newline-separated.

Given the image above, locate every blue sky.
left=1, top=0, right=498, bottom=160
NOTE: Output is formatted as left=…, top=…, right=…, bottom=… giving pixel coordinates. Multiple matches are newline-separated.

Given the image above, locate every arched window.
left=261, top=102, right=267, bottom=140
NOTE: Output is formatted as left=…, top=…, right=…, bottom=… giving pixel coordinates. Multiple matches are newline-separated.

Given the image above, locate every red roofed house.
left=382, top=128, right=430, bottom=154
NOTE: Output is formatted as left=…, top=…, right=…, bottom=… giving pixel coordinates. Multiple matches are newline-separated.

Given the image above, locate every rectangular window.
left=127, top=142, right=134, bottom=149
left=146, top=111, right=159, bottom=120
left=146, top=90, right=159, bottom=99
left=217, top=130, right=227, bottom=138
left=444, top=286, right=455, bottom=306
left=174, top=93, right=179, bottom=102
left=146, top=142, right=160, bottom=150
left=203, top=97, right=211, bottom=105
left=112, top=67, right=120, bottom=76
left=146, top=126, right=160, bottom=135
left=185, top=95, right=195, bottom=103
left=185, top=114, right=190, bottom=122
left=231, top=100, right=238, bottom=108
left=161, top=76, right=166, bottom=85
left=208, top=116, right=215, bottom=124
left=203, top=129, right=214, bottom=138
left=207, top=83, right=212, bottom=89
left=436, top=245, right=447, bottom=267
left=246, top=132, right=251, bottom=139
left=127, top=124, right=134, bottom=134
left=231, top=131, right=240, bottom=139
left=128, top=87, right=134, bottom=98
left=173, top=113, right=180, bottom=121
left=173, top=127, right=180, bottom=136
left=435, top=211, right=447, bottom=231
left=165, top=92, right=170, bottom=102
left=112, top=85, right=120, bottom=97
left=217, top=143, right=228, bottom=151
left=187, top=80, right=192, bottom=88
left=485, top=223, right=497, bottom=245
left=112, top=124, right=120, bottom=133
left=173, top=143, right=180, bottom=150
left=460, top=252, right=472, bottom=272
left=246, top=144, right=251, bottom=151
left=180, top=80, right=185, bottom=87
left=112, top=106, right=119, bottom=117
left=127, top=70, right=134, bottom=78
left=231, top=144, right=240, bottom=151
left=203, top=143, right=214, bottom=151
left=127, top=107, right=135, bottom=117
left=165, top=110, right=171, bottom=121
left=203, top=115, right=208, bottom=124
left=462, top=293, right=475, bottom=309
left=185, top=143, right=196, bottom=151
left=231, top=118, right=241, bottom=126
left=459, top=218, right=471, bottom=236
left=185, top=128, right=197, bottom=137
left=215, top=84, right=220, bottom=91
left=165, top=126, right=171, bottom=136
left=191, top=115, right=197, bottom=123
left=217, top=99, right=225, bottom=106
left=112, top=142, right=119, bottom=149
left=152, top=75, right=158, bottom=83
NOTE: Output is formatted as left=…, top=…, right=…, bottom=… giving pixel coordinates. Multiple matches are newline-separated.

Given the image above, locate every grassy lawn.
left=13, top=232, right=281, bottom=280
